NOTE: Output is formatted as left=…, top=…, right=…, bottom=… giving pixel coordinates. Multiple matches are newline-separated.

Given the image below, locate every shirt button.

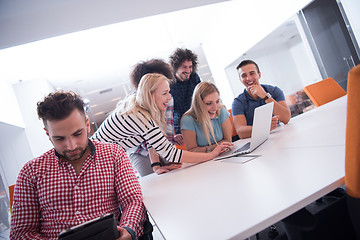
left=75, top=211, right=81, bottom=215
left=74, top=186, right=79, bottom=190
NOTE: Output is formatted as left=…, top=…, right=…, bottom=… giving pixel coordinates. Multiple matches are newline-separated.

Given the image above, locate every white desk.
left=140, top=96, right=347, bottom=240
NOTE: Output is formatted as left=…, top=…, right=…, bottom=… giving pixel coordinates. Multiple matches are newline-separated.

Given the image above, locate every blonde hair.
left=183, top=82, right=224, bottom=146
left=117, top=73, right=170, bottom=131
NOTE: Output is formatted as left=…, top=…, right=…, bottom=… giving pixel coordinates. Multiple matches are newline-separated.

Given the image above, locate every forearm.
left=10, top=230, right=48, bottom=240
left=266, top=99, right=291, bottom=124
left=236, top=126, right=252, bottom=139
left=180, top=150, right=216, bottom=163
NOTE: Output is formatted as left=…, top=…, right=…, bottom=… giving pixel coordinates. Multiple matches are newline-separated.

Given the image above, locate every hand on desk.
left=212, top=142, right=233, bottom=156
left=153, top=163, right=182, bottom=175
left=271, top=115, right=279, bottom=131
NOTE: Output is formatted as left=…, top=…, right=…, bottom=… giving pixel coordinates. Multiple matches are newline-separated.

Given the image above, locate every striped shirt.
left=92, top=109, right=183, bottom=163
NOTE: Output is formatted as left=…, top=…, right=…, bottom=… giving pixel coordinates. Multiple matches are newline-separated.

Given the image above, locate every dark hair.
left=236, top=60, right=260, bottom=73
left=169, top=48, right=198, bottom=73
left=37, top=91, right=85, bottom=125
left=130, top=59, right=174, bottom=89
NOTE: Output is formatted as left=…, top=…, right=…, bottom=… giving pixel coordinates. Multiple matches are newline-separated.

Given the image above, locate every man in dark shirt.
left=169, top=48, right=201, bottom=134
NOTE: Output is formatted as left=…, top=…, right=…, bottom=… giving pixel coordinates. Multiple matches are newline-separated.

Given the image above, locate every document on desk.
left=220, top=155, right=259, bottom=164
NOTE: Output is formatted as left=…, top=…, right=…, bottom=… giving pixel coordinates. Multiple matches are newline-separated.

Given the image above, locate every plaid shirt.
left=10, top=140, right=145, bottom=240
left=134, top=95, right=176, bottom=157
left=170, top=72, right=201, bottom=134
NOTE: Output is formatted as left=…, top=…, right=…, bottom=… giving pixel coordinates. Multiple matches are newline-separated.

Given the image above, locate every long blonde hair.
left=183, top=82, right=224, bottom=146
left=117, top=73, right=170, bottom=130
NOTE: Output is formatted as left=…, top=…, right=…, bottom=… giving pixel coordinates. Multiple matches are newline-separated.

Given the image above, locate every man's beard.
left=60, top=146, right=88, bottom=162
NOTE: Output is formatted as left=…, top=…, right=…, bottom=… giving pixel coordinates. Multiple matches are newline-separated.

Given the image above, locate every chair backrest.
left=9, top=184, right=15, bottom=210
left=228, top=109, right=240, bottom=142
left=228, top=109, right=237, bottom=137
left=304, top=77, right=346, bottom=107
left=174, top=143, right=187, bottom=150
left=345, top=65, right=360, bottom=199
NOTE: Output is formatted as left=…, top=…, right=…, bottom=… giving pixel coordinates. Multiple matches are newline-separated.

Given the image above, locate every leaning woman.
left=92, top=74, right=232, bottom=173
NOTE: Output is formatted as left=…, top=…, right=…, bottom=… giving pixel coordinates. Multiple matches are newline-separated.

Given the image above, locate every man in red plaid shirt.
left=10, top=91, right=146, bottom=240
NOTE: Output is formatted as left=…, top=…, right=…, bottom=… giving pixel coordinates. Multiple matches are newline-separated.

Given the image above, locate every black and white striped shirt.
left=92, top=109, right=182, bottom=163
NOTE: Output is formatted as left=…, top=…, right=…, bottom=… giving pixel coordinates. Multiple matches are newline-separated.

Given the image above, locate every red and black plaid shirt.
left=10, top=140, right=145, bottom=240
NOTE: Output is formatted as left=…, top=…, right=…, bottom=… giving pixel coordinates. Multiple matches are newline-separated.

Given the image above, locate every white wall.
left=13, top=79, right=54, bottom=158
left=0, top=79, right=54, bottom=187
left=341, top=0, right=360, bottom=52
left=202, top=0, right=312, bottom=108
left=0, top=81, right=25, bottom=127
left=0, top=122, right=33, bottom=187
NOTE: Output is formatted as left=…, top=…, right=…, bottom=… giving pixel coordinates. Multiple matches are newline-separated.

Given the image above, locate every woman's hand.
left=211, top=141, right=233, bottom=158
left=153, top=163, right=182, bottom=175
left=174, top=134, right=184, bottom=145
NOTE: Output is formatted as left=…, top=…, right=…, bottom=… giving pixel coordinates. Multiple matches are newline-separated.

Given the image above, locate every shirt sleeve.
left=10, top=162, right=47, bottom=240
left=218, top=106, right=230, bottom=124
left=113, top=144, right=146, bottom=239
left=272, top=86, right=286, bottom=102
left=133, top=112, right=183, bottom=163
left=232, top=96, right=246, bottom=116
left=181, top=115, right=197, bottom=131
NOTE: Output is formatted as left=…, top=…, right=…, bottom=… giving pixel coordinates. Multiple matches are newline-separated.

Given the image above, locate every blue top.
left=170, top=72, right=201, bottom=134
left=181, top=107, right=230, bottom=147
left=232, top=84, right=285, bottom=126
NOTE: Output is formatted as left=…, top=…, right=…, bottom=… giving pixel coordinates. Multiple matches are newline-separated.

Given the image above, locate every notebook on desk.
left=214, top=102, right=274, bottom=161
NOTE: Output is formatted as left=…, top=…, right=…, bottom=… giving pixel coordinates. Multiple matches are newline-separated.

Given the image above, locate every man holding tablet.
left=10, top=91, right=146, bottom=240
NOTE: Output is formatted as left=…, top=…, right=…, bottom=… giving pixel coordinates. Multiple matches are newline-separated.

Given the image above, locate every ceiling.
left=0, top=0, right=301, bottom=129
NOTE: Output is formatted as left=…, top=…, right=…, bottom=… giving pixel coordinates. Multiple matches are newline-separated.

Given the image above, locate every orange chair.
left=304, top=77, right=346, bottom=107
left=9, top=184, right=15, bottom=210
left=228, top=109, right=239, bottom=142
left=174, top=143, right=187, bottom=150
left=345, top=64, right=360, bottom=238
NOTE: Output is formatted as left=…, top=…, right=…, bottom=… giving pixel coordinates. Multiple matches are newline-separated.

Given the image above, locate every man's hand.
left=116, top=226, right=132, bottom=240
left=174, top=134, right=184, bottom=145
left=271, top=116, right=279, bottom=131
left=247, top=84, right=267, bottom=99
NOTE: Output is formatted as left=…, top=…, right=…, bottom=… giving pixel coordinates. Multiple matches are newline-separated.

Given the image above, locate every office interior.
left=0, top=0, right=359, bottom=237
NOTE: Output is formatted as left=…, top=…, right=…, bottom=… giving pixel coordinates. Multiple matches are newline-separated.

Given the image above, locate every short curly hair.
left=130, top=59, right=174, bottom=89
left=37, top=91, right=85, bottom=126
left=169, top=48, right=198, bottom=73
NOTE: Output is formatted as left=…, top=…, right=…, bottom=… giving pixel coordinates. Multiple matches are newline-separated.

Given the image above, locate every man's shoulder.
left=262, top=84, right=282, bottom=92
left=20, top=149, right=56, bottom=174
left=233, top=91, right=247, bottom=103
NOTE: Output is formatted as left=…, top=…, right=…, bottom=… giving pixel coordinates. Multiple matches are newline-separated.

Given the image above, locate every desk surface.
left=140, top=96, right=347, bottom=240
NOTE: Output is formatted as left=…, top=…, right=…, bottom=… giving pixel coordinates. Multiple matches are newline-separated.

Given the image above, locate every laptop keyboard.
left=233, top=142, right=251, bottom=153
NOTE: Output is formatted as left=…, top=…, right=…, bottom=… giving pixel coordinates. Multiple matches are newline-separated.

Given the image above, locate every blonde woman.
left=181, top=82, right=233, bottom=152
left=92, top=74, right=232, bottom=173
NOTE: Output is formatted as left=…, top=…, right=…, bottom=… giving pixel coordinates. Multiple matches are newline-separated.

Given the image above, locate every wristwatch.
left=263, top=92, right=272, bottom=101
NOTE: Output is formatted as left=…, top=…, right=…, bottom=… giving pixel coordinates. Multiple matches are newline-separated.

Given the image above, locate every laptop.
left=214, top=102, right=274, bottom=160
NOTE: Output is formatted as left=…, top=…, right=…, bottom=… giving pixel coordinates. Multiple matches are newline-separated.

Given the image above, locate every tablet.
left=58, top=213, right=120, bottom=240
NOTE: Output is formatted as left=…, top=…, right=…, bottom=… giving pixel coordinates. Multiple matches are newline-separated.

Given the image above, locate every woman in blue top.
left=181, top=82, right=233, bottom=152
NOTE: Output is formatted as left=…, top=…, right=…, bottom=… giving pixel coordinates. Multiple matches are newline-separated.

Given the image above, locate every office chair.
left=174, top=143, right=187, bottom=150
left=304, top=77, right=346, bottom=107
left=345, top=64, right=360, bottom=239
left=228, top=109, right=240, bottom=142
left=9, top=184, right=15, bottom=211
